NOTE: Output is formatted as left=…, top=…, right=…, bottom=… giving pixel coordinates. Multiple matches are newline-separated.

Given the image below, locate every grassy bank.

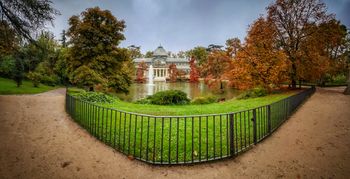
left=0, top=77, right=59, bottom=95
left=69, top=87, right=297, bottom=116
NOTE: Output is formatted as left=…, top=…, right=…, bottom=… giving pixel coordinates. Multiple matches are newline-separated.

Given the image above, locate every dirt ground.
left=0, top=87, right=349, bottom=179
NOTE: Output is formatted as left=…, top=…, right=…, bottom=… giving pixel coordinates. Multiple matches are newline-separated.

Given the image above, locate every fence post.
left=267, top=105, right=271, bottom=133
left=252, top=109, right=257, bottom=144
left=229, top=113, right=235, bottom=157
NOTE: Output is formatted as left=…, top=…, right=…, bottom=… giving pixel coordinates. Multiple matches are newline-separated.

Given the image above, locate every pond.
left=115, top=81, right=241, bottom=102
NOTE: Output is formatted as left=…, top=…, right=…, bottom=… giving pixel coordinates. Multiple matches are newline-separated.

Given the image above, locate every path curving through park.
left=0, top=87, right=349, bottom=178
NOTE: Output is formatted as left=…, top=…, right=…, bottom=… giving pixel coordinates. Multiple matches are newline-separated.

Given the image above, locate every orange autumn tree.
left=189, top=56, right=200, bottom=83
left=267, top=0, right=333, bottom=88
left=225, top=17, right=289, bottom=91
left=168, top=63, right=178, bottom=82
left=295, top=19, right=348, bottom=85
left=135, top=61, right=148, bottom=83
left=202, top=50, right=231, bottom=89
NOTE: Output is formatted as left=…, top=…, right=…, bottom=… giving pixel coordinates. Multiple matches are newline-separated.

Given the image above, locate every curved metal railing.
left=65, top=87, right=315, bottom=164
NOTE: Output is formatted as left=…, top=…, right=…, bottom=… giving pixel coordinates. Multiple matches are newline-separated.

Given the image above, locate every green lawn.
left=67, top=88, right=306, bottom=164
left=0, top=77, right=59, bottom=95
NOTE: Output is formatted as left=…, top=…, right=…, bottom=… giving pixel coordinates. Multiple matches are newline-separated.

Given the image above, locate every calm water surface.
left=116, top=81, right=241, bottom=102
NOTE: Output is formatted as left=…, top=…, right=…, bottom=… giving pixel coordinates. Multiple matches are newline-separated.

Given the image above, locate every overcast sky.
left=49, top=0, right=350, bottom=53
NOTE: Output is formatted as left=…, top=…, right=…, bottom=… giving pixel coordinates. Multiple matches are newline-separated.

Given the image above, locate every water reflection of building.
left=133, top=46, right=190, bottom=81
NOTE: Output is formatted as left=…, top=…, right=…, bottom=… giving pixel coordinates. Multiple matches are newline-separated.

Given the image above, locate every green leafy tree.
left=128, top=45, right=142, bottom=58
left=13, top=54, right=24, bottom=87
left=21, top=31, right=58, bottom=72
left=0, top=55, right=15, bottom=77
left=67, top=7, right=133, bottom=93
left=27, top=71, right=42, bottom=87
left=60, top=30, right=67, bottom=48
left=186, top=46, right=208, bottom=66
left=145, top=51, right=153, bottom=58
left=54, top=47, right=69, bottom=85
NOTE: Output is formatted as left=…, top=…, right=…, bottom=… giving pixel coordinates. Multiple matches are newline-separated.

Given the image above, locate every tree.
left=67, top=7, right=133, bottom=93
left=0, top=20, right=18, bottom=56
left=177, top=51, right=186, bottom=58
left=168, top=63, right=178, bottom=82
left=316, top=20, right=349, bottom=78
left=136, top=61, right=148, bottom=83
left=225, top=17, right=290, bottom=90
left=21, top=31, right=58, bottom=72
left=60, top=30, right=67, bottom=48
left=144, top=51, right=153, bottom=58
left=189, top=57, right=199, bottom=83
left=0, top=0, right=59, bottom=41
left=225, top=37, right=241, bottom=57
left=54, top=47, right=69, bottom=85
left=207, top=44, right=224, bottom=52
left=128, top=45, right=142, bottom=59
left=202, top=50, right=231, bottom=90
left=13, top=54, right=24, bottom=87
left=186, top=46, right=208, bottom=66
left=202, top=50, right=231, bottom=80
left=267, top=0, right=333, bottom=88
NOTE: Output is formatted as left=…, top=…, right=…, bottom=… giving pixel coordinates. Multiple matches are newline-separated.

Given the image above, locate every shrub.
left=40, top=74, right=59, bottom=86
left=142, top=90, right=190, bottom=105
left=0, top=55, right=15, bottom=78
left=237, top=87, right=267, bottom=99
left=191, top=95, right=217, bottom=104
left=135, top=98, right=151, bottom=104
left=27, top=71, right=42, bottom=87
left=74, top=91, right=116, bottom=103
left=331, top=74, right=347, bottom=84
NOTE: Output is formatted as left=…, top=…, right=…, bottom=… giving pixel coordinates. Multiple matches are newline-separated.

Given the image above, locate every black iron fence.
left=65, top=87, right=315, bottom=165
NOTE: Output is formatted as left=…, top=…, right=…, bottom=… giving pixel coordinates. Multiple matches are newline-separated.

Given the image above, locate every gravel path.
left=0, top=87, right=349, bottom=178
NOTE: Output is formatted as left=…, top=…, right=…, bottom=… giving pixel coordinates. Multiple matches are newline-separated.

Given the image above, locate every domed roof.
left=153, top=45, right=168, bottom=57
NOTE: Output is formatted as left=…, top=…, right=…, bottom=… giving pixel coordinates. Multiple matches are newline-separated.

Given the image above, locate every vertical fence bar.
left=253, top=109, right=257, bottom=145
left=176, top=117, right=179, bottom=164
left=133, top=114, right=138, bottom=156
left=128, top=114, right=132, bottom=155
left=168, top=117, right=172, bottom=164
left=184, top=117, right=187, bottom=163
left=213, top=115, right=216, bottom=159
left=267, top=105, right=271, bottom=133
left=139, top=116, right=143, bottom=158
left=146, top=116, right=150, bottom=161
left=153, top=117, right=156, bottom=163
left=229, top=113, right=235, bottom=157
left=199, top=116, right=201, bottom=161
left=114, top=110, right=117, bottom=148
left=160, top=117, right=164, bottom=164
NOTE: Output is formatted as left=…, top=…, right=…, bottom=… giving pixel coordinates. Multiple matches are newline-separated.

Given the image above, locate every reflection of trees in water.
left=117, top=81, right=241, bottom=102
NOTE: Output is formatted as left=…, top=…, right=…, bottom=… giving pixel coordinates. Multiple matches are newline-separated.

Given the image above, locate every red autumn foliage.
left=224, top=17, right=290, bottom=91
left=189, top=57, right=200, bottom=83
left=168, top=63, right=178, bottom=82
left=135, top=61, right=148, bottom=83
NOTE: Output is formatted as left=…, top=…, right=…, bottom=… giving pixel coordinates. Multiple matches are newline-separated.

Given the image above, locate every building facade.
left=134, top=46, right=190, bottom=81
